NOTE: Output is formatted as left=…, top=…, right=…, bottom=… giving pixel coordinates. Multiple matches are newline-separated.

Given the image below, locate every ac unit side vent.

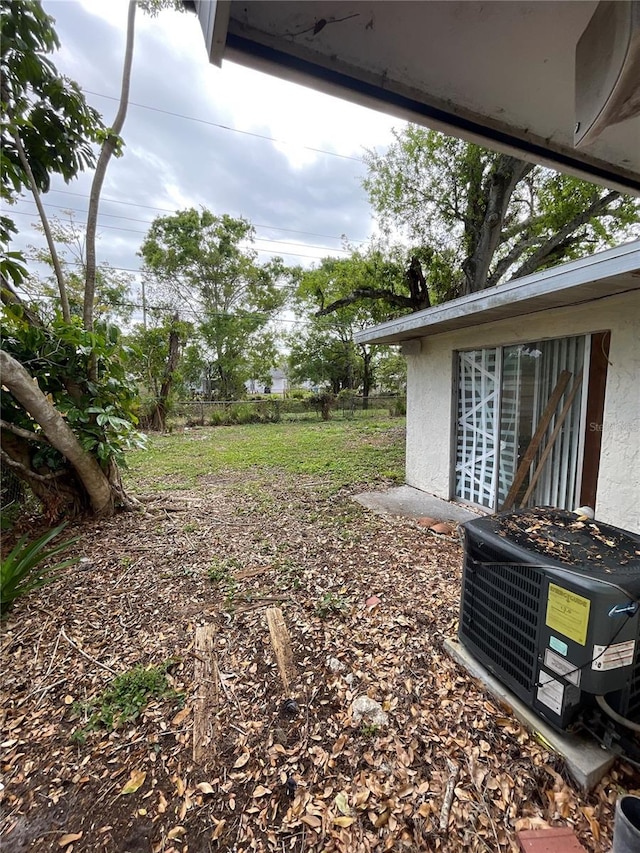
left=461, top=560, right=542, bottom=692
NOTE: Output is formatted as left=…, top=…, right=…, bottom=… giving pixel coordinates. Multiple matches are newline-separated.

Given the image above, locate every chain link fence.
left=172, top=395, right=406, bottom=427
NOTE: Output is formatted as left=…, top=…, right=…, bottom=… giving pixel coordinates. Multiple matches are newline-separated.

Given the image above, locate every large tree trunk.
left=1, top=350, right=138, bottom=519
left=462, top=156, right=534, bottom=294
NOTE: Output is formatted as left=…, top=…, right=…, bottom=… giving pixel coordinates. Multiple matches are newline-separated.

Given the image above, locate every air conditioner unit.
left=459, top=508, right=640, bottom=733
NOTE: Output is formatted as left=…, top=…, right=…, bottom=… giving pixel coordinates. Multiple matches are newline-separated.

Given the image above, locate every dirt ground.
left=1, top=470, right=638, bottom=852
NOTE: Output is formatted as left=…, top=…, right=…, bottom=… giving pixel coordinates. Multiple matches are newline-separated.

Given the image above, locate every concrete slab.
left=444, top=638, right=615, bottom=791
left=353, top=485, right=481, bottom=525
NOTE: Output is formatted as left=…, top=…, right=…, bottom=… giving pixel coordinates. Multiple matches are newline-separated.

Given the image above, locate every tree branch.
left=0, top=350, right=113, bottom=515
left=1, top=273, right=46, bottom=328
left=0, top=419, right=51, bottom=444
left=84, top=0, right=136, bottom=330
left=11, top=133, right=71, bottom=321
left=509, top=190, right=621, bottom=281
left=316, top=288, right=416, bottom=316
left=0, top=448, right=65, bottom=481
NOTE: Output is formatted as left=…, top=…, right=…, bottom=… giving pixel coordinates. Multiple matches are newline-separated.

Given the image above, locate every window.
left=454, top=335, right=587, bottom=511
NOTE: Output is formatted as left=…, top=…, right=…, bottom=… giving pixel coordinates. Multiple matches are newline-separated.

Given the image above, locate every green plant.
left=1, top=524, right=79, bottom=615
left=314, top=590, right=350, bottom=618
left=73, top=661, right=179, bottom=734
left=360, top=723, right=380, bottom=738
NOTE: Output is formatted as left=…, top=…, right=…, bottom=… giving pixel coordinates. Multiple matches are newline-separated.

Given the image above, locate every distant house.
left=246, top=368, right=288, bottom=396
left=355, top=241, right=640, bottom=534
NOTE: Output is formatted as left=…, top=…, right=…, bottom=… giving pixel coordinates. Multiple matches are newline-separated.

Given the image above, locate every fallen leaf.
left=211, top=819, right=226, bottom=840
left=121, top=770, right=146, bottom=795
left=197, top=782, right=215, bottom=795
left=301, top=814, right=322, bottom=829
left=233, top=753, right=250, bottom=769
left=171, top=707, right=191, bottom=726
left=334, top=792, right=350, bottom=815
left=58, top=833, right=82, bottom=847
left=333, top=815, right=355, bottom=827
left=167, top=826, right=187, bottom=839
left=252, top=785, right=271, bottom=798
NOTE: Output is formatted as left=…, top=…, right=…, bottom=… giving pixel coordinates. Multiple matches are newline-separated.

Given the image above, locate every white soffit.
left=353, top=241, right=640, bottom=345
left=197, top=1, right=640, bottom=194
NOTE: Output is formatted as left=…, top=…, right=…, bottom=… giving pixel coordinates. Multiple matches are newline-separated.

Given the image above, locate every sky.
left=11, top=0, right=406, bottom=321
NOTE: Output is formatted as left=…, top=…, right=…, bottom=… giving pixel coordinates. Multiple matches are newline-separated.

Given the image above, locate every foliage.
left=1, top=523, right=79, bottom=614
left=310, top=390, right=335, bottom=421
left=0, top=1, right=152, bottom=518
left=0, top=0, right=104, bottom=284
left=1, top=304, right=144, bottom=469
left=126, top=317, right=195, bottom=426
left=27, top=214, right=135, bottom=325
left=363, top=126, right=639, bottom=299
left=139, top=209, right=291, bottom=400
left=72, top=661, right=180, bottom=736
left=314, top=590, right=351, bottom=618
left=290, top=251, right=408, bottom=397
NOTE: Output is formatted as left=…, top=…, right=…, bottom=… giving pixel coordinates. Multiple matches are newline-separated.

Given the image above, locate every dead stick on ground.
left=266, top=607, right=296, bottom=695
left=439, top=758, right=459, bottom=831
left=193, top=624, right=219, bottom=765
left=60, top=628, right=118, bottom=675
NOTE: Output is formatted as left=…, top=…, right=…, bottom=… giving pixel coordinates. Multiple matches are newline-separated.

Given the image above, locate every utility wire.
left=19, top=289, right=307, bottom=325
left=12, top=200, right=352, bottom=254
left=84, top=89, right=365, bottom=163
left=42, top=188, right=369, bottom=244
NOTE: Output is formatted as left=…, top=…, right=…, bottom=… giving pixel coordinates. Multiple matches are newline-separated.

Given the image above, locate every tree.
left=361, top=126, right=639, bottom=302
left=139, top=209, right=290, bottom=400
left=126, top=315, right=194, bottom=431
left=293, top=251, right=407, bottom=400
left=1, top=1, right=181, bottom=519
left=27, top=212, right=135, bottom=326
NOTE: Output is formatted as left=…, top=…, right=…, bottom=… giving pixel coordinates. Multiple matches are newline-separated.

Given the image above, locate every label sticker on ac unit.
left=537, top=671, right=564, bottom=715
left=544, top=648, right=581, bottom=686
left=592, top=640, right=635, bottom=671
left=549, top=636, right=568, bottom=656
left=545, top=584, right=591, bottom=646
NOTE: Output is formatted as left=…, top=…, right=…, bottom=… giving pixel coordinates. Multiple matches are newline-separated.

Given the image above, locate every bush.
left=1, top=524, right=79, bottom=615
left=310, top=391, right=335, bottom=421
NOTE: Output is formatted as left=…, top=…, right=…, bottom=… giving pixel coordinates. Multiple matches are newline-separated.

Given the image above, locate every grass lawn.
left=124, top=417, right=407, bottom=494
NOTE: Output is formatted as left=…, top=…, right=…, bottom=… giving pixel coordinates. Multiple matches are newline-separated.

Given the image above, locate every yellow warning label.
left=545, top=584, right=590, bottom=646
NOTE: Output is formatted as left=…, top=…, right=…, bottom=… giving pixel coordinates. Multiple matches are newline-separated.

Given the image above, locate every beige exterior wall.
left=405, top=290, right=640, bottom=533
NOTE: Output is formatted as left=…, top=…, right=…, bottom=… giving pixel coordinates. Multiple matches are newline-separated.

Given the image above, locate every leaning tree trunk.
left=0, top=350, right=138, bottom=519
left=84, top=0, right=136, bottom=330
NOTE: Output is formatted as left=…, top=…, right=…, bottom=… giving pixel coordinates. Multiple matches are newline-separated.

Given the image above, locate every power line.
left=43, top=188, right=369, bottom=244
left=85, top=89, right=365, bottom=164
left=18, top=289, right=307, bottom=325
left=12, top=199, right=352, bottom=254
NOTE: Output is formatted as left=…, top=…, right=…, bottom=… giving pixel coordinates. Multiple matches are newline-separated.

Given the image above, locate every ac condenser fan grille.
left=461, top=559, right=543, bottom=694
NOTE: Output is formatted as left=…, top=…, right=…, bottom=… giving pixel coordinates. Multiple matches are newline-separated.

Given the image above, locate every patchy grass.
left=124, top=418, right=406, bottom=494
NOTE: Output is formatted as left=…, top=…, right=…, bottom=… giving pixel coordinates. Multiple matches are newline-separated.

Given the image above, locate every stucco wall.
left=405, top=290, right=640, bottom=533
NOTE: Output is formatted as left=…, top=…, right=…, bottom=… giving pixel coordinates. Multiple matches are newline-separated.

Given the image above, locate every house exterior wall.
left=405, top=290, right=640, bottom=533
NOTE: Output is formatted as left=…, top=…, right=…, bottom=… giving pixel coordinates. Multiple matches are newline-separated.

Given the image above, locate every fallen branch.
left=439, top=758, right=459, bottom=831
left=193, top=624, right=219, bottom=765
left=60, top=627, right=118, bottom=674
left=266, top=607, right=296, bottom=695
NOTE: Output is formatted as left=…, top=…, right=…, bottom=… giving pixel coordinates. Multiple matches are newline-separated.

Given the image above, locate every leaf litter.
left=1, top=462, right=638, bottom=852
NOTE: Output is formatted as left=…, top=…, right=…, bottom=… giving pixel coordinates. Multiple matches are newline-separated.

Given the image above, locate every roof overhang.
left=353, top=241, right=640, bottom=345
left=193, top=1, right=640, bottom=195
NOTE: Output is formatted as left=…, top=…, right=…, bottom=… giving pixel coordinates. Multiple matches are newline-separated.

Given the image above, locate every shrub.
left=310, top=391, right=335, bottom=421
left=1, top=524, right=79, bottom=615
